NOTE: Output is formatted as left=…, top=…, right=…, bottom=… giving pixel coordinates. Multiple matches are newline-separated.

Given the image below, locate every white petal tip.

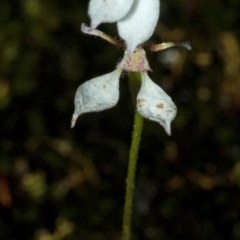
left=126, top=45, right=137, bottom=59
left=71, top=114, right=78, bottom=129
left=123, top=48, right=134, bottom=61
left=162, top=122, right=172, bottom=136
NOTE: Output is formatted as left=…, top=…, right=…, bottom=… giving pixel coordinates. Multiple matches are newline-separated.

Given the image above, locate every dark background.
left=1, top=0, right=240, bottom=239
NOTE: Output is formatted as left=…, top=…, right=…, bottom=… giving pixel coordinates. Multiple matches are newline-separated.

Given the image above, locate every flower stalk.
left=122, top=72, right=144, bottom=240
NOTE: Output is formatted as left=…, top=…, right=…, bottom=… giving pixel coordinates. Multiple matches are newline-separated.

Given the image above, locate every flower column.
left=71, top=0, right=191, bottom=239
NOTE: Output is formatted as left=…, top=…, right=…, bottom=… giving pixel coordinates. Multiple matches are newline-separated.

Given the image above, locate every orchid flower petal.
left=71, top=68, right=122, bottom=128
left=88, top=0, right=134, bottom=29
left=137, top=72, right=177, bottom=135
left=117, top=0, right=160, bottom=56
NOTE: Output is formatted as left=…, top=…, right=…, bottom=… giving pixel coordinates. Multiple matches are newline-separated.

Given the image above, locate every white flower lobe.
left=137, top=72, right=177, bottom=135
left=71, top=68, right=122, bottom=128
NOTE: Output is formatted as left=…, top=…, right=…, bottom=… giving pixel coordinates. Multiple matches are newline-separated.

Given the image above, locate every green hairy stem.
left=122, top=72, right=144, bottom=240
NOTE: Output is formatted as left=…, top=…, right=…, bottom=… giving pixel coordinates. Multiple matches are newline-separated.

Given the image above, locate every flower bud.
left=71, top=68, right=122, bottom=128
left=137, top=72, right=177, bottom=135
left=117, top=0, right=160, bottom=55
left=88, top=0, right=134, bottom=29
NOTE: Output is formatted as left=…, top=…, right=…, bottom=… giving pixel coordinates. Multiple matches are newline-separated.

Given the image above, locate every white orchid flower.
left=72, top=0, right=191, bottom=135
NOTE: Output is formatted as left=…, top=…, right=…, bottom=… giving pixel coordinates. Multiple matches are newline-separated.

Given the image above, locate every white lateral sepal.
left=137, top=72, right=177, bottom=135
left=71, top=68, right=122, bottom=128
left=88, top=0, right=134, bottom=29
left=117, top=0, right=160, bottom=55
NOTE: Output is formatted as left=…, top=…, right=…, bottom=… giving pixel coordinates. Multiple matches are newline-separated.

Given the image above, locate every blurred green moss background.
left=1, top=0, right=240, bottom=239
